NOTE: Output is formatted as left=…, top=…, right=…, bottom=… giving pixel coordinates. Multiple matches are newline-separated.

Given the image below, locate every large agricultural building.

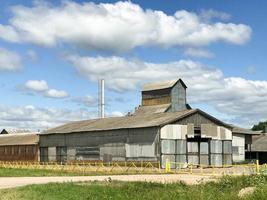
left=39, top=79, right=258, bottom=167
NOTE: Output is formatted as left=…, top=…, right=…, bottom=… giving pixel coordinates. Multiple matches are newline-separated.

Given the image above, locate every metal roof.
left=133, top=104, right=171, bottom=115
left=141, top=78, right=187, bottom=91
left=229, top=125, right=260, bottom=135
left=42, top=109, right=231, bottom=135
left=43, top=109, right=197, bottom=134
left=0, top=133, right=39, bottom=146
left=251, top=134, right=267, bottom=152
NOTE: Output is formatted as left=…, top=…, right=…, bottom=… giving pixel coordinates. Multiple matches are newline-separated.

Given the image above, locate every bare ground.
left=0, top=174, right=216, bottom=189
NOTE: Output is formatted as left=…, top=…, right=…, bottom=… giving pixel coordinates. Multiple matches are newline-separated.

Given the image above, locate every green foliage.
left=0, top=175, right=267, bottom=200
left=252, top=121, right=267, bottom=132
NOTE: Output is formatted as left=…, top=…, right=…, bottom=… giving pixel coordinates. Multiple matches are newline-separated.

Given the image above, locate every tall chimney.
left=99, top=79, right=105, bottom=118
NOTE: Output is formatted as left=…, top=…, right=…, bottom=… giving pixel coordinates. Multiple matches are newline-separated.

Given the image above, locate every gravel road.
left=0, top=174, right=216, bottom=189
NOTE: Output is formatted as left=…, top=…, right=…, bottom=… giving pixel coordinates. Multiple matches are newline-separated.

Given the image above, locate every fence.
left=0, top=160, right=266, bottom=176
left=165, top=159, right=267, bottom=176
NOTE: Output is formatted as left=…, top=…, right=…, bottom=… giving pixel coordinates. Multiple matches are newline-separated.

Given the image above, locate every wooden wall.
left=0, top=145, right=39, bottom=162
left=142, top=96, right=171, bottom=106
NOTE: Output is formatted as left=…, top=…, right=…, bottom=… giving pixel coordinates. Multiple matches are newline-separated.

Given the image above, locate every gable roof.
left=142, top=78, right=187, bottom=92
left=229, top=125, right=260, bottom=135
left=0, top=133, right=39, bottom=146
left=42, top=109, right=231, bottom=135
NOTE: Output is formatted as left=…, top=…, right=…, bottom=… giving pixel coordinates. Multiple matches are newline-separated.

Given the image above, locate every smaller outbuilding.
left=246, top=132, right=267, bottom=164
left=0, top=133, right=39, bottom=162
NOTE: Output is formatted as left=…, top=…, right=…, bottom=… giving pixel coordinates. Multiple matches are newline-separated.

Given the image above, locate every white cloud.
left=73, top=95, right=98, bottom=107
left=0, top=104, right=94, bottom=131
left=25, top=80, right=48, bottom=92
left=199, top=9, right=231, bottom=22
left=0, top=48, right=21, bottom=71
left=24, top=80, right=68, bottom=99
left=66, top=54, right=267, bottom=127
left=184, top=48, right=214, bottom=58
left=45, top=89, right=69, bottom=98
left=0, top=1, right=251, bottom=51
left=0, top=104, right=125, bottom=131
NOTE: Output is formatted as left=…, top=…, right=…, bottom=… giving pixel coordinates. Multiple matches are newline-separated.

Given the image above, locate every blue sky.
left=0, top=0, right=266, bottom=130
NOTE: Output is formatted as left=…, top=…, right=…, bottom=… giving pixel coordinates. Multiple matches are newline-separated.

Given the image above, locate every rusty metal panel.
left=0, top=145, right=38, bottom=162
left=161, top=140, right=175, bottom=154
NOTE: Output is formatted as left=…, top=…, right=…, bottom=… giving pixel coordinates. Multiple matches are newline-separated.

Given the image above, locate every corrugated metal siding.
left=0, top=145, right=38, bottom=161
left=232, top=133, right=245, bottom=162
left=170, top=81, right=187, bottom=112
left=40, top=127, right=159, bottom=162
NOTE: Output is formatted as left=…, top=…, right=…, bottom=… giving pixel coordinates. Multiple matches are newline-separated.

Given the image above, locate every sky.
left=0, top=0, right=266, bottom=131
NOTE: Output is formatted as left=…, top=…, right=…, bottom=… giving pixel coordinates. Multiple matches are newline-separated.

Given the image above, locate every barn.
left=39, top=79, right=257, bottom=167
left=0, top=133, right=39, bottom=162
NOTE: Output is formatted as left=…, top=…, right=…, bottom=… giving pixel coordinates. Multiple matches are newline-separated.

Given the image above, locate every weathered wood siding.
left=0, top=145, right=39, bottom=161
left=142, top=88, right=171, bottom=106
left=175, top=112, right=217, bottom=127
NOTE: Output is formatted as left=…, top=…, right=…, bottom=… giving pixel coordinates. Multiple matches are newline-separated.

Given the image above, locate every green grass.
left=0, top=175, right=267, bottom=200
left=0, top=167, right=159, bottom=177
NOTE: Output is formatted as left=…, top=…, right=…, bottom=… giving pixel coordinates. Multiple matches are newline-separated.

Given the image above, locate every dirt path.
left=0, top=174, right=216, bottom=189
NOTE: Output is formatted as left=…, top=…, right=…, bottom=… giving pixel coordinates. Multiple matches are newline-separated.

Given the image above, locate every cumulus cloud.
left=25, top=80, right=48, bottom=92
left=0, top=104, right=93, bottom=131
left=73, top=95, right=98, bottom=107
left=66, top=54, right=267, bottom=127
left=0, top=1, right=251, bottom=51
left=0, top=104, right=125, bottom=131
left=0, top=48, right=21, bottom=71
left=24, top=80, right=69, bottom=98
left=184, top=48, right=214, bottom=58
left=199, top=9, right=231, bottom=22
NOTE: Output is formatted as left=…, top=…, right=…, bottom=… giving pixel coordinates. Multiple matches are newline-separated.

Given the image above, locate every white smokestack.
left=99, top=79, right=105, bottom=118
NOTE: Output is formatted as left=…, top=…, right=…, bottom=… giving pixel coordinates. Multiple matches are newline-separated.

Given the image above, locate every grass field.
left=0, top=167, right=141, bottom=177
left=0, top=175, right=267, bottom=200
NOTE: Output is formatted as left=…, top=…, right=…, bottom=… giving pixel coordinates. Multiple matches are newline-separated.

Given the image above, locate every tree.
left=252, top=121, right=267, bottom=132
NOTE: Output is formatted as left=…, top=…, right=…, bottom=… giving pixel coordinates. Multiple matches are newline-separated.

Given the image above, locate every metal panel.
left=161, top=140, right=175, bottom=154
left=223, top=141, right=232, bottom=154
left=187, top=142, right=198, bottom=153
left=187, top=124, right=194, bottom=138
left=48, top=147, right=56, bottom=161
left=126, top=143, right=155, bottom=158
left=175, top=155, right=187, bottom=163
left=200, top=142, right=209, bottom=154
left=223, top=154, right=232, bottom=165
left=188, top=155, right=199, bottom=165
left=211, top=154, right=222, bottom=166
left=200, top=155, right=209, bottom=166
left=161, top=125, right=187, bottom=139
left=176, top=140, right=186, bottom=154
left=161, top=154, right=175, bottom=169
left=67, top=147, right=76, bottom=161
left=210, top=140, right=222, bottom=154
